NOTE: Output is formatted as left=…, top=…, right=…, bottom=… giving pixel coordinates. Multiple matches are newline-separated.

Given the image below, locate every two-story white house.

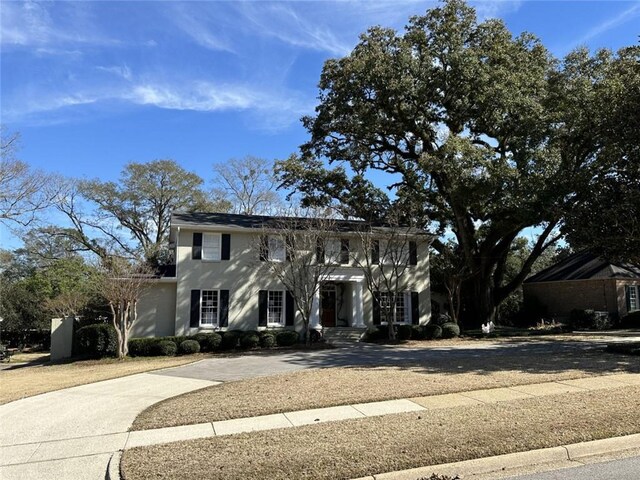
left=132, top=212, right=433, bottom=339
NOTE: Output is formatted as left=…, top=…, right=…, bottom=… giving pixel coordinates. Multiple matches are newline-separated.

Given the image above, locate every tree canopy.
left=52, top=159, right=223, bottom=265
left=277, top=0, right=639, bottom=326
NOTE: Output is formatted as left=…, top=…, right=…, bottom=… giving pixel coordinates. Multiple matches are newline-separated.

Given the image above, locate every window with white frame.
left=379, top=291, right=410, bottom=323
left=267, top=290, right=285, bottom=325
left=325, top=238, right=341, bottom=264
left=201, top=290, right=219, bottom=326
left=202, top=233, right=221, bottom=261
left=379, top=240, right=409, bottom=265
left=629, top=285, right=639, bottom=311
left=268, top=236, right=286, bottom=262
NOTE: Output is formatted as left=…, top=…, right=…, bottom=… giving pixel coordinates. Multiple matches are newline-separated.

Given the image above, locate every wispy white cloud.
left=1, top=1, right=119, bottom=49
left=235, top=2, right=354, bottom=56
left=167, top=4, right=237, bottom=53
left=568, top=1, right=640, bottom=49
left=5, top=80, right=312, bottom=131
left=96, top=64, right=133, bottom=81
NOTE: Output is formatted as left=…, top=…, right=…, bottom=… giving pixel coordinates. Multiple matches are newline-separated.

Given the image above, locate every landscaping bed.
left=131, top=347, right=640, bottom=430
left=121, top=385, right=640, bottom=480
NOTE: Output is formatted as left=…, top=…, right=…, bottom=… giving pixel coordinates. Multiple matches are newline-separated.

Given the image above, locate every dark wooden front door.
left=320, top=286, right=337, bottom=327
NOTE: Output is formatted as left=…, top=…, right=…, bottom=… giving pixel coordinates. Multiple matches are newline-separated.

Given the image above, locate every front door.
left=320, top=285, right=337, bottom=327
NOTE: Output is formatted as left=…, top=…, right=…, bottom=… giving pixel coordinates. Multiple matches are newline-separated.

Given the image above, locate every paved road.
left=152, top=339, right=614, bottom=381
left=507, top=455, right=640, bottom=479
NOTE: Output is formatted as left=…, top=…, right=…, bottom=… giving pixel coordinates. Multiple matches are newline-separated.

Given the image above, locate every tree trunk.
left=459, top=275, right=496, bottom=330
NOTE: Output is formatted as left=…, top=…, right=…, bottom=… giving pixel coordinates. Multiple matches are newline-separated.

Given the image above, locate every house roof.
left=170, top=211, right=432, bottom=236
left=524, top=252, right=640, bottom=283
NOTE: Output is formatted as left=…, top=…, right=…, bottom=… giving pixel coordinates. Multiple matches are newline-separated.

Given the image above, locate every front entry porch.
left=311, top=275, right=366, bottom=331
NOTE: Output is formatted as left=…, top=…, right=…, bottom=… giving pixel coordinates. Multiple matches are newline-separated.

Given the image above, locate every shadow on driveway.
left=153, top=339, right=640, bottom=382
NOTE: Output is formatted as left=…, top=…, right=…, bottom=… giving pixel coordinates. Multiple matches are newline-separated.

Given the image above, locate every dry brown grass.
left=132, top=348, right=640, bottom=430
left=0, top=355, right=204, bottom=404
left=121, top=385, right=640, bottom=480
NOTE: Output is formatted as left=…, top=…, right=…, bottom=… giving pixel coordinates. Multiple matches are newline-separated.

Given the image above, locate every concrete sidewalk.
left=4, top=372, right=637, bottom=480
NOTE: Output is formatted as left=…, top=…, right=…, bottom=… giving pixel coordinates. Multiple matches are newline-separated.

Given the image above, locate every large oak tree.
left=277, top=0, right=638, bottom=327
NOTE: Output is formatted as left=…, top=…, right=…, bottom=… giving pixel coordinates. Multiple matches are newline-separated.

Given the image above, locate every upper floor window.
left=202, top=233, right=221, bottom=261
left=193, top=232, right=230, bottom=261
left=268, top=236, right=286, bottom=262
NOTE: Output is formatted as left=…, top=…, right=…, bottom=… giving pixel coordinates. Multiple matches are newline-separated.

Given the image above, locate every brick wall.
left=523, top=279, right=619, bottom=319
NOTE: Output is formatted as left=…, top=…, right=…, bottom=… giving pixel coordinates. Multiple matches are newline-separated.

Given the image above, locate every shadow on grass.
left=268, top=338, right=640, bottom=377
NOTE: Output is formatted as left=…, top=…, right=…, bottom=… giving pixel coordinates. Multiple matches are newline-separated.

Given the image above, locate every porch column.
left=310, top=290, right=321, bottom=329
left=352, top=282, right=365, bottom=327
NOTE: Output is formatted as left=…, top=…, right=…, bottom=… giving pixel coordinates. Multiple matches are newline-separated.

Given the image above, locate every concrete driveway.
left=0, top=373, right=215, bottom=480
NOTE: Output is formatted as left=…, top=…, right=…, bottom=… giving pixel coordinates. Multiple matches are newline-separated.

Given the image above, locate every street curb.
left=351, top=433, right=640, bottom=480
left=105, top=450, right=121, bottom=480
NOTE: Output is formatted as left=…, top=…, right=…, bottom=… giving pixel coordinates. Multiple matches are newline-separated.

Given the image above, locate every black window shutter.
left=219, top=290, right=229, bottom=327
left=258, top=290, right=268, bottom=326
left=221, top=234, right=231, bottom=260
left=340, top=239, right=350, bottom=264
left=372, top=240, right=380, bottom=265
left=316, top=237, right=325, bottom=264
left=285, top=291, right=295, bottom=326
left=192, top=233, right=202, bottom=260
left=373, top=291, right=381, bottom=325
left=626, top=286, right=631, bottom=312
left=411, top=291, right=420, bottom=325
left=259, top=236, right=268, bottom=261
left=409, top=241, right=418, bottom=266
left=190, top=290, right=201, bottom=327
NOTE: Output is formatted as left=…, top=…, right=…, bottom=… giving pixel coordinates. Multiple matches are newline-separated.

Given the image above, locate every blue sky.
left=1, top=0, right=639, bottom=246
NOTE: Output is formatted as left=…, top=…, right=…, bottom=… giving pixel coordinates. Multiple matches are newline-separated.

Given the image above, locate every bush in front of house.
left=568, top=309, right=612, bottom=331
left=128, top=338, right=161, bottom=357
left=441, top=322, right=460, bottom=339
left=396, top=324, right=413, bottom=340
left=221, top=330, right=243, bottom=349
left=178, top=339, right=201, bottom=355
left=240, top=331, right=260, bottom=349
left=194, top=332, right=222, bottom=352
left=619, top=311, right=640, bottom=329
left=411, top=325, right=427, bottom=340
left=75, top=324, right=118, bottom=358
left=155, top=340, right=177, bottom=356
left=276, top=330, right=299, bottom=346
left=259, top=331, right=277, bottom=348
left=424, top=323, right=443, bottom=340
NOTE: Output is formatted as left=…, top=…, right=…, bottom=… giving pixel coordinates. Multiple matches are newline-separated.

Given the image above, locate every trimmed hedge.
left=276, top=330, right=299, bottom=346
left=75, top=324, right=118, bottom=358
left=396, top=324, right=413, bottom=340
left=156, top=340, right=177, bottom=356
left=179, top=339, right=201, bottom=355
left=441, top=322, right=460, bottom=339
left=619, top=311, right=640, bottom=329
left=260, top=333, right=277, bottom=348
left=411, top=325, right=427, bottom=340
left=568, top=309, right=612, bottom=331
left=240, top=331, right=260, bottom=349
left=194, top=333, right=222, bottom=352
left=424, top=323, right=443, bottom=340
left=128, top=338, right=161, bottom=357
left=221, top=330, right=243, bottom=350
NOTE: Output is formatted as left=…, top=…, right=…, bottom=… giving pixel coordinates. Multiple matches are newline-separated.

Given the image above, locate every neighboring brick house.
left=523, top=252, right=640, bottom=320
left=132, top=212, right=433, bottom=338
